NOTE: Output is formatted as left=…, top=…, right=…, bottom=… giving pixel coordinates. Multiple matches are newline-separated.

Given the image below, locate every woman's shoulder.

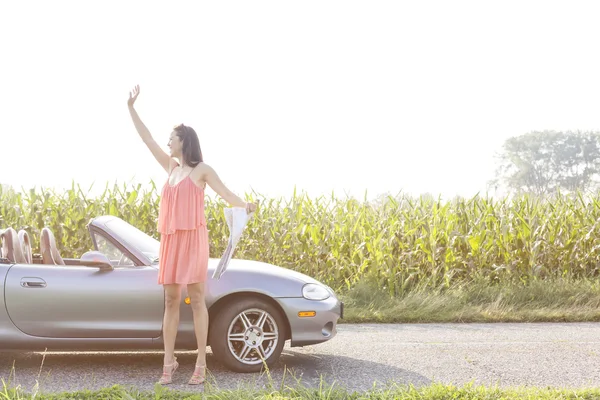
left=188, top=162, right=212, bottom=185
left=194, top=162, right=215, bottom=175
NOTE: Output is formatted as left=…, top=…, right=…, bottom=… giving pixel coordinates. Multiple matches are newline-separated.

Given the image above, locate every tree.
left=489, top=130, right=600, bottom=196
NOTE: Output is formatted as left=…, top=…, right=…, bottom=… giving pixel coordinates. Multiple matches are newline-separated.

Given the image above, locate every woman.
left=127, top=85, right=257, bottom=385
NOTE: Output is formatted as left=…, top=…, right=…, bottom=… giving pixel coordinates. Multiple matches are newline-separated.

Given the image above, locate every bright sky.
left=2, top=1, right=600, bottom=202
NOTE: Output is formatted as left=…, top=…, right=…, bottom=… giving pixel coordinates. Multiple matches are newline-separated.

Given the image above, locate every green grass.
left=340, top=276, right=600, bottom=323
left=2, top=380, right=600, bottom=399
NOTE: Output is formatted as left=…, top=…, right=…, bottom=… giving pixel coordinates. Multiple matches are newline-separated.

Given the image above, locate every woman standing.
left=127, top=85, right=257, bottom=385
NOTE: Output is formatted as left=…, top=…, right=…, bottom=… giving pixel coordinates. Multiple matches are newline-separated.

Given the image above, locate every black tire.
left=208, top=296, right=287, bottom=373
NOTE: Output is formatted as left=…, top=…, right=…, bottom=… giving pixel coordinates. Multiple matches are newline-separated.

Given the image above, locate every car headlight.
left=302, top=283, right=330, bottom=300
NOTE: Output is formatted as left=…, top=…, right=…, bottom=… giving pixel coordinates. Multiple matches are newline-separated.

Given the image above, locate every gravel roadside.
left=2, top=322, right=599, bottom=394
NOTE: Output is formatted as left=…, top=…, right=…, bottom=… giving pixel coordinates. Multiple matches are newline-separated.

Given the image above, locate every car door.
left=3, top=240, right=164, bottom=339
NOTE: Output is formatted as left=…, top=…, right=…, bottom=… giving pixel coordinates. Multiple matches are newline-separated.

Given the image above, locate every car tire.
left=209, top=296, right=287, bottom=373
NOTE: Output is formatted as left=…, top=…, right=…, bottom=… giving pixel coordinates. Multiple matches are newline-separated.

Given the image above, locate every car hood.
left=209, top=258, right=323, bottom=286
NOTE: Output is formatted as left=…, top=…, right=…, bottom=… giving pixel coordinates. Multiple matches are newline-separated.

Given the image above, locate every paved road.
left=2, top=323, right=600, bottom=394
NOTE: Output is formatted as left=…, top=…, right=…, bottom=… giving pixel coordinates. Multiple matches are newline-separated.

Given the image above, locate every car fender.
left=199, top=259, right=333, bottom=343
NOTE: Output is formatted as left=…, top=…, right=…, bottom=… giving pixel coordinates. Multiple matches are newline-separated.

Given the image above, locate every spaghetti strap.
left=168, top=159, right=179, bottom=177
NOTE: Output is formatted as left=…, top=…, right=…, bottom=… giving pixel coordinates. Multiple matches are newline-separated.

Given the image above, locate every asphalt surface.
left=2, top=322, right=600, bottom=394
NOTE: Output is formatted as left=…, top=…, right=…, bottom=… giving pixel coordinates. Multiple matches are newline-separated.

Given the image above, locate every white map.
left=212, top=207, right=255, bottom=279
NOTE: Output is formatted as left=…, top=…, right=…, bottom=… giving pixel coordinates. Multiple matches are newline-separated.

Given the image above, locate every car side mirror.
left=80, top=251, right=114, bottom=271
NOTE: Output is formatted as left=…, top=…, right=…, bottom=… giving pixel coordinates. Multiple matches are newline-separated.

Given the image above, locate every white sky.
left=2, top=0, right=600, bottom=201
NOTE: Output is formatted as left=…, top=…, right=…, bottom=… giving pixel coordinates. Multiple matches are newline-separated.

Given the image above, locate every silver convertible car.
left=0, top=215, right=343, bottom=372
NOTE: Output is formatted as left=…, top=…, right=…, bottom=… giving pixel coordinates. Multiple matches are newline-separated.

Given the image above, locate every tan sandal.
left=158, top=357, right=179, bottom=385
left=188, top=363, right=205, bottom=385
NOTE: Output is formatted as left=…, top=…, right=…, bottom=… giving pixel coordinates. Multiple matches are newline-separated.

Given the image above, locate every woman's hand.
left=246, top=202, right=258, bottom=214
left=128, top=85, right=140, bottom=107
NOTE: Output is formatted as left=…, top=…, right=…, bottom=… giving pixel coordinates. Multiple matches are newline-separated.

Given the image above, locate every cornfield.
left=2, top=182, right=600, bottom=295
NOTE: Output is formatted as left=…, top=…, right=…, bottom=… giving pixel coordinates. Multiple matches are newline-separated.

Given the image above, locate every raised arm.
left=202, top=164, right=257, bottom=213
left=127, top=85, right=174, bottom=173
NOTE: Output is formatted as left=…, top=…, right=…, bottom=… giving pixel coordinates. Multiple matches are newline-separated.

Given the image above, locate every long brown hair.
left=173, top=124, right=203, bottom=167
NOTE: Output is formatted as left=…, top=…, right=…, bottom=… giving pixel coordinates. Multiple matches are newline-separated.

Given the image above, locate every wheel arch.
left=207, top=291, right=292, bottom=344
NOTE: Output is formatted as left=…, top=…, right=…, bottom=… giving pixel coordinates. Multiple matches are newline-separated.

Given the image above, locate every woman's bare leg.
left=187, top=282, right=208, bottom=384
left=159, top=283, right=181, bottom=383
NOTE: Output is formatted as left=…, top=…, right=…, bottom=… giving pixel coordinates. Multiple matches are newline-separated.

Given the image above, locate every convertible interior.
left=0, top=226, right=94, bottom=266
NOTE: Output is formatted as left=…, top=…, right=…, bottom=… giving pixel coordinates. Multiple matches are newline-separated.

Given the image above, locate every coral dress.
left=156, top=164, right=209, bottom=285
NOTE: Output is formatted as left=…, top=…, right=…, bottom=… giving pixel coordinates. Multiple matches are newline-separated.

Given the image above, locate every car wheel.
left=209, top=296, right=287, bottom=373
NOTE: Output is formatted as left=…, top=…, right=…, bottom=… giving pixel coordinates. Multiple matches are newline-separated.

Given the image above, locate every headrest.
left=18, top=230, right=32, bottom=264
left=40, top=227, right=65, bottom=265
left=0, top=228, right=26, bottom=263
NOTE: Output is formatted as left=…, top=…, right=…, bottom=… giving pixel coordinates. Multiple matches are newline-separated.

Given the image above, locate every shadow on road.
left=0, top=349, right=431, bottom=393
left=273, top=348, right=432, bottom=391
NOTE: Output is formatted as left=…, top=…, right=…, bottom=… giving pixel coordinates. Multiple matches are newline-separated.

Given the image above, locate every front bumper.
left=275, top=295, right=343, bottom=347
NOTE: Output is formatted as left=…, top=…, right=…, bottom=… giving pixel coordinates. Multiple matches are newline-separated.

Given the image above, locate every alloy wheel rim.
left=227, top=308, right=279, bottom=365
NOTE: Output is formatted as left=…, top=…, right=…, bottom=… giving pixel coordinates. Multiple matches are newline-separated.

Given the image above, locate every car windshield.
left=105, top=218, right=160, bottom=263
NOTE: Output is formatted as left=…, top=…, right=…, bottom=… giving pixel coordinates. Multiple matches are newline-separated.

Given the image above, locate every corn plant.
left=2, top=182, right=600, bottom=295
